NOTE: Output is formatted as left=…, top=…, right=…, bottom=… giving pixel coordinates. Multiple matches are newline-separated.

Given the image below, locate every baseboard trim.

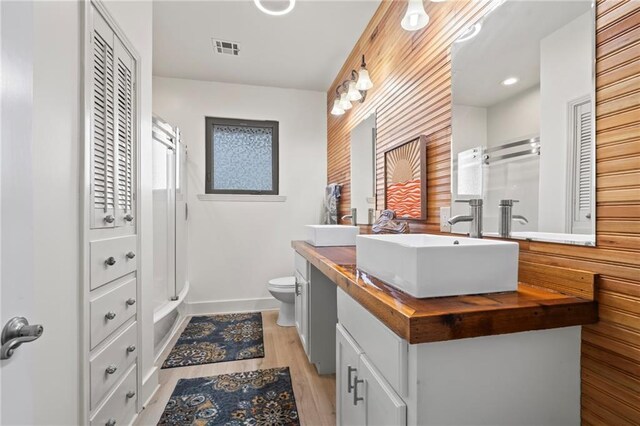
left=185, top=297, right=279, bottom=315
left=154, top=313, right=189, bottom=364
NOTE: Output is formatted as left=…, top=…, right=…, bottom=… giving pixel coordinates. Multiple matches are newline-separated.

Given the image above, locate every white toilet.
left=267, top=276, right=296, bottom=327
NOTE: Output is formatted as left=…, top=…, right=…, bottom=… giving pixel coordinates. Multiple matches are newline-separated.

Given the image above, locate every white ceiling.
left=452, top=1, right=592, bottom=107
left=153, top=0, right=381, bottom=92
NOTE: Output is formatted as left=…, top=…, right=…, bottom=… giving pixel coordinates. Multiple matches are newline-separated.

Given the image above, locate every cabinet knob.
left=126, top=390, right=136, bottom=399
left=124, top=214, right=134, bottom=222
left=126, top=345, right=136, bottom=353
left=104, top=215, right=115, bottom=224
left=105, top=365, right=117, bottom=375
left=126, top=251, right=136, bottom=259
left=353, top=376, right=364, bottom=406
left=105, top=257, right=116, bottom=266
left=126, top=298, right=136, bottom=306
left=105, top=311, right=116, bottom=320
left=105, top=419, right=116, bottom=426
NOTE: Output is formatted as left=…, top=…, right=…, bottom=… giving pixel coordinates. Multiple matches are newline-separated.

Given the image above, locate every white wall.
left=539, top=11, right=592, bottom=232
left=152, top=77, right=327, bottom=311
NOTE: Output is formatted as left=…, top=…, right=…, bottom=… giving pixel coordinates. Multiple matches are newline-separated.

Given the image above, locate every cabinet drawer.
left=90, top=364, right=137, bottom=426
left=91, top=235, right=137, bottom=290
left=90, top=322, right=137, bottom=409
left=91, top=278, right=137, bottom=349
left=294, top=252, right=308, bottom=281
left=338, top=288, right=407, bottom=396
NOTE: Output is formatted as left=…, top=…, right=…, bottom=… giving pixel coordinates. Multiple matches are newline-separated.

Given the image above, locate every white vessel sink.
left=356, top=234, right=519, bottom=298
left=306, top=225, right=360, bottom=247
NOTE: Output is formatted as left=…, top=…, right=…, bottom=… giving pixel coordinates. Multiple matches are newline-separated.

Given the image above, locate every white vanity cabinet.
left=337, top=288, right=582, bottom=426
left=293, top=252, right=337, bottom=375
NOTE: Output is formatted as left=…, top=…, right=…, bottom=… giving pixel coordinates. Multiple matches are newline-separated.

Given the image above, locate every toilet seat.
left=268, top=276, right=296, bottom=289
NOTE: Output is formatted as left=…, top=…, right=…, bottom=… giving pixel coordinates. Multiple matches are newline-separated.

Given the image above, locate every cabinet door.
left=358, top=354, right=407, bottom=426
left=294, top=272, right=307, bottom=352
left=336, top=324, right=364, bottom=426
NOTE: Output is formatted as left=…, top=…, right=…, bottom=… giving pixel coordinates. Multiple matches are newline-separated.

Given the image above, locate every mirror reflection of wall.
left=350, top=114, right=376, bottom=225
left=451, top=0, right=595, bottom=246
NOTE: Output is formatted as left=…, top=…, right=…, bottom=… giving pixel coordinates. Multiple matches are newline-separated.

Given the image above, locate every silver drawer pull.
left=105, top=257, right=116, bottom=266
left=126, top=390, right=136, bottom=399
left=353, top=376, right=364, bottom=406
left=105, top=419, right=116, bottom=426
left=124, top=214, right=134, bottom=222
left=105, top=365, right=117, bottom=375
left=126, top=298, right=136, bottom=306
left=105, top=311, right=116, bottom=320
left=127, top=345, right=136, bottom=353
left=104, top=215, right=115, bottom=224
left=126, top=251, right=136, bottom=259
left=347, top=366, right=357, bottom=393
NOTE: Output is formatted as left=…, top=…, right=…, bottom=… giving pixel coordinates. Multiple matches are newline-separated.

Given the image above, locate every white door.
left=359, top=354, right=407, bottom=426
left=1, top=2, right=39, bottom=424
left=336, top=324, right=365, bottom=426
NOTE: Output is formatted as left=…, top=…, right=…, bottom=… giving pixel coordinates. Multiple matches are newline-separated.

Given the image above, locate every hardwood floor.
left=134, top=310, right=336, bottom=425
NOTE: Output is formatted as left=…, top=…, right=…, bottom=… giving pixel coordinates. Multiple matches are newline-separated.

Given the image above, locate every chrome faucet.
left=497, top=199, right=528, bottom=238
left=448, top=199, right=483, bottom=238
left=341, top=208, right=357, bottom=226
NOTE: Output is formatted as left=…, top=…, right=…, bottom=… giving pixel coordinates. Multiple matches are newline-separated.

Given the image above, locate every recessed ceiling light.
left=254, top=0, right=295, bottom=16
left=502, top=77, right=519, bottom=86
left=455, top=23, right=482, bottom=43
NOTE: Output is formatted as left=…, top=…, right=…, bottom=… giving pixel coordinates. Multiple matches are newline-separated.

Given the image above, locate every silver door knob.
left=126, top=345, right=136, bottom=353
left=105, top=365, right=117, bottom=374
left=104, top=215, right=115, bottom=224
left=105, top=257, right=116, bottom=266
left=126, top=298, right=136, bottom=306
left=126, top=391, right=136, bottom=399
left=1, top=317, right=44, bottom=360
left=105, top=419, right=116, bottom=426
left=105, top=311, right=116, bottom=320
left=126, top=251, right=135, bottom=259
left=124, top=214, right=134, bottom=222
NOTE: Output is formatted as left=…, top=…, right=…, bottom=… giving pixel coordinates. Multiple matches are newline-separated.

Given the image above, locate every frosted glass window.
left=205, top=117, right=279, bottom=194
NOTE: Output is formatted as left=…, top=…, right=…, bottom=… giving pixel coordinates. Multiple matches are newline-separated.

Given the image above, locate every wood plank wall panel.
left=326, top=0, right=640, bottom=422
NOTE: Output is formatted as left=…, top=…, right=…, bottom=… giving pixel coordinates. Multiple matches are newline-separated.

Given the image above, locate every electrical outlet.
left=440, top=206, right=451, bottom=232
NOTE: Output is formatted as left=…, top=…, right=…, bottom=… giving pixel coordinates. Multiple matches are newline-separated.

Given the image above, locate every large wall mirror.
left=450, top=0, right=596, bottom=246
left=350, top=114, right=376, bottom=225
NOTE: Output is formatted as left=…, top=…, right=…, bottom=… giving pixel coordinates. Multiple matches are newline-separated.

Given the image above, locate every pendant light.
left=355, top=55, right=373, bottom=91
left=330, top=99, right=345, bottom=116
left=346, top=81, right=363, bottom=101
left=401, top=0, right=429, bottom=31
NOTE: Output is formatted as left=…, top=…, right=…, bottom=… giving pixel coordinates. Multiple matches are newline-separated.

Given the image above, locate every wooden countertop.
left=292, top=241, right=598, bottom=344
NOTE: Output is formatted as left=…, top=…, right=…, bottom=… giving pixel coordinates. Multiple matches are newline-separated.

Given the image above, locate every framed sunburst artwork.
left=384, top=135, right=427, bottom=220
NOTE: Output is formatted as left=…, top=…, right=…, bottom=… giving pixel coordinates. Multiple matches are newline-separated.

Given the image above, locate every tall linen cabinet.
left=82, top=2, right=143, bottom=425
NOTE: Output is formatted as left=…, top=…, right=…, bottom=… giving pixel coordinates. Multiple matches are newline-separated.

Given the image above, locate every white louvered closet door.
left=91, top=12, right=136, bottom=229
left=114, top=38, right=135, bottom=227
left=570, top=99, right=593, bottom=234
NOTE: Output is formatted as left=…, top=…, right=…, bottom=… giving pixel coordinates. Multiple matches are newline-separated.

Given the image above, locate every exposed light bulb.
left=401, top=0, right=429, bottom=31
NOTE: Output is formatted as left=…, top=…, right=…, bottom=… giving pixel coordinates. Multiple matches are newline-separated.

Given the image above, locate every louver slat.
left=115, top=40, right=135, bottom=227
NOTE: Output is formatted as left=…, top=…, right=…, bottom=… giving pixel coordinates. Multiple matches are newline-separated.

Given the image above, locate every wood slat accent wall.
left=326, top=0, right=640, bottom=422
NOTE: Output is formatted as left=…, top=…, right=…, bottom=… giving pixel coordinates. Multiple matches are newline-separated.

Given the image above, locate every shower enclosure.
left=152, top=115, right=188, bottom=358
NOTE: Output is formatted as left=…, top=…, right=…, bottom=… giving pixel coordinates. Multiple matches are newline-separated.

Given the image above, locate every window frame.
left=205, top=116, right=279, bottom=195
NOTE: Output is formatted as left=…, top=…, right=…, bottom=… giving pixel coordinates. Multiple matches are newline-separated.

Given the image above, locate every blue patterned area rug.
left=158, top=367, right=300, bottom=425
left=162, top=313, right=265, bottom=369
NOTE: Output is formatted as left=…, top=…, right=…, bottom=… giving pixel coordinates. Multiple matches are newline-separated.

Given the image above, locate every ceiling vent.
left=212, top=39, right=240, bottom=56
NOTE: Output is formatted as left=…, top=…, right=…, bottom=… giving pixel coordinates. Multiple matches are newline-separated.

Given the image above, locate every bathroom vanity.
left=292, top=240, right=598, bottom=426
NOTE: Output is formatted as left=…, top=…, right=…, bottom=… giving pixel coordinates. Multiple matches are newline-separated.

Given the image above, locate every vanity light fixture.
left=455, top=23, right=482, bottom=43
left=254, top=0, right=296, bottom=16
left=501, top=77, right=519, bottom=86
left=401, top=0, right=429, bottom=32
left=330, top=55, right=374, bottom=116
